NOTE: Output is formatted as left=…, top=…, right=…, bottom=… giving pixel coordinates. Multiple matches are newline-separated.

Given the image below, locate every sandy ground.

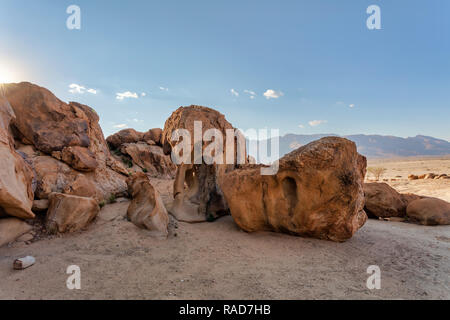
left=1, top=159, right=449, bottom=300
left=367, top=156, right=450, bottom=202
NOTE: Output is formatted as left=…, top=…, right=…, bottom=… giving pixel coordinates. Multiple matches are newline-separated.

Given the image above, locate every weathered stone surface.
left=143, top=128, right=163, bottom=146
left=0, top=218, right=32, bottom=247
left=106, top=129, right=144, bottom=150
left=120, top=142, right=176, bottom=178
left=31, top=155, right=126, bottom=202
left=162, top=106, right=243, bottom=222
left=61, top=146, right=98, bottom=172
left=0, top=97, right=35, bottom=219
left=406, top=198, right=450, bottom=225
left=126, top=172, right=169, bottom=237
left=46, top=193, right=100, bottom=233
left=364, top=183, right=408, bottom=218
left=32, top=199, right=49, bottom=213
left=220, top=137, right=368, bottom=242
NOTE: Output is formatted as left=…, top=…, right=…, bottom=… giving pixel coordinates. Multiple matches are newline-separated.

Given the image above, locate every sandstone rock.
left=120, top=142, right=176, bottom=178
left=406, top=198, right=450, bottom=226
left=418, top=174, right=426, bottom=179
left=143, top=128, right=163, bottom=146
left=364, top=183, right=409, bottom=218
left=162, top=106, right=244, bottom=222
left=46, top=193, right=100, bottom=233
left=32, top=199, right=49, bottom=213
left=0, top=218, right=32, bottom=247
left=61, top=146, right=98, bottom=172
left=424, top=173, right=436, bottom=179
left=32, top=155, right=127, bottom=202
left=220, top=137, right=368, bottom=242
left=126, top=172, right=169, bottom=237
left=0, top=97, right=35, bottom=219
left=106, top=128, right=144, bottom=150
left=4, top=83, right=91, bottom=154
left=408, top=174, right=419, bottom=180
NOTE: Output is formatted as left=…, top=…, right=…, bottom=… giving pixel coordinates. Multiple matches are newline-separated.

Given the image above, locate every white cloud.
left=244, top=90, right=256, bottom=99
left=159, top=86, right=169, bottom=92
left=308, top=120, right=327, bottom=127
left=263, top=89, right=284, bottom=99
left=116, top=91, right=139, bottom=100
left=349, top=104, right=355, bottom=108
left=69, top=83, right=97, bottom=94
left=230, top=88, right=239, bottom=97
left=113, top=124, right=128, bottom=129
left=298, top=124, right=305, bottom=128
left=141, top=92, right=146, bottom=97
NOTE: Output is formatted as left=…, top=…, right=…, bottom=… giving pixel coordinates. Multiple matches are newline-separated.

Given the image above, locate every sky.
left=0, top=0, right=449, bottom=140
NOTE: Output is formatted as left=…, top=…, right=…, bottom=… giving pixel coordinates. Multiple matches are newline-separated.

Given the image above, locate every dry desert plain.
left=0, top=157, right=449, bottom=300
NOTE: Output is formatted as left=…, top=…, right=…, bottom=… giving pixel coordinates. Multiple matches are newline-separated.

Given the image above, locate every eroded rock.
left=0, top=218, right=32, bottom=247
left=46, top=193, right=100, bottom=233
left=407, top=198, right=450, bottom=225
left=220, top=137, right=368, bottom=242
left=127, top=172, right=169, bottom=237
left=0, top=97, right=34, bottom=219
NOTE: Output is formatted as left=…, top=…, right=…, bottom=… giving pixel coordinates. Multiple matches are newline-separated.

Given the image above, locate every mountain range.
left=253, top=134, right=450, bottom=159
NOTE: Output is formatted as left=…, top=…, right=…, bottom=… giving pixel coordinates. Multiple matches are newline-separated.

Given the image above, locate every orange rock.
left=46, top=193, right=100, bottom=233
left=220, top=137, right=368, bottom=242
left=407, top=198, right=450, bottom=225
left=0, top=97, right=34, bottom=219
left=127, top=172, right=169, bottom=237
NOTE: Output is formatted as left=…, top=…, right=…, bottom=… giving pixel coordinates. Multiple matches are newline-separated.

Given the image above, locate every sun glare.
left=0, top=64, right=18, bottom=84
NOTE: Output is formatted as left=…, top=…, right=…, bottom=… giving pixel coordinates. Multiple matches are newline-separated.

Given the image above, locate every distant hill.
left=252, top=134, right=450, bottom=159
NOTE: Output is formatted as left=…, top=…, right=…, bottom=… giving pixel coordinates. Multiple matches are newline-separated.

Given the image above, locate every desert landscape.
left=0, top=82, right=449, bottom=300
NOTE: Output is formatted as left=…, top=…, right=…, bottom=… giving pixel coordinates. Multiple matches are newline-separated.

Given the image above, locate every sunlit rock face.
left=220, top=137, right=368, bottom=242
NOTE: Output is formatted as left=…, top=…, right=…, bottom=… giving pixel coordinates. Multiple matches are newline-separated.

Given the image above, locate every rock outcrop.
left=364, top=183, right=422, bottom=219
left=162, top=105, right=244, bottom=222
left=220, top=137, right=367, bottom=242
left=46, top=193, right=100, bottom=233
left=406, top=198, right=450, bottom=225
left=107, top=128, right=176, bottom=178
left=0, top=97, right=35, bottom=219
left=3, top=82, right=128, bottom=205
left=126, top=173, right=169, bottom=237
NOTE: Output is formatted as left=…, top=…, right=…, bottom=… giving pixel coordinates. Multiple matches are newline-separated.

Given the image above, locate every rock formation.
left=161, top=105, right=245, bottom=222
left=0, top=217, right=33, bottom=247
left=0, top=97, right=35, bottom=219
left=126, top=172, right=169, bottom=237
left=220, top=137, right=368, bottom=242
left=2, top=82, right=128, bottom=204
left=363, top=183, right=421, bottom=218
left=46, top=193, right=100, bottom=233
left=107, top=128, right=176, bottom=178
left=406, top=198, right=450, bottom=225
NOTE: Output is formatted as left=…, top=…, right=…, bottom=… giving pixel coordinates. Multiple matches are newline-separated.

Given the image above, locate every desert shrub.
left=367, top=167, right=387, bottom=181
left=99, top=201, right=106, bottom=208
left=142, top=168, right=148, bottom=173
left=108, top=194, right=117, bottom=204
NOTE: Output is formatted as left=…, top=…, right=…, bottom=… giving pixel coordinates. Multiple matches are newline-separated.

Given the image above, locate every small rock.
left=13, top=256, right=36, bottom=270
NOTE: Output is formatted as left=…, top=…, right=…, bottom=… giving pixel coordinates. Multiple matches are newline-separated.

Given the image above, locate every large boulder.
left=406, top=198, right=450, bottom=226
left=220, top=137, right=368, bottom=242
left=2, top=83, right=128, bottom=203
left=0, top=218, right=32, bottom=247
left=106, top=128, right=144, bottom=150
left=126, top=173, right=169, bottom=237
left=46, top=193, right=100, bottom=233
left=31, top=155, right=126, bottom=202
left=120, top=142, right=176, bottom=178
left=364, top=183, right=422, bottom=218
left=61, top=146, right=98, bottom=172
left=143, top=128, right=163, bottom=146
left=161, top=105, right=244, bottom=222
left=364, top=183, right=408, bottom=218
left=0, top=97, right=35, bottom=219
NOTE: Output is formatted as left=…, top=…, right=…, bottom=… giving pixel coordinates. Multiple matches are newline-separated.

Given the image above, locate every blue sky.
left=1, top=0, right=449, bottom=140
